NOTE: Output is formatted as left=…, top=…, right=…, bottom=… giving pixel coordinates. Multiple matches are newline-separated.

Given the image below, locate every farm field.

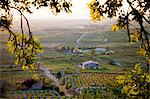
left=0, top=19, right=149, bottom=98
left=1, top=20, right=145, bottom=72
left=62, top=73, right=118, bottom=88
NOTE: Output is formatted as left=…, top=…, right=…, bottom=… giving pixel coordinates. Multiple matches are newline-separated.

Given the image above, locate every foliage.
left=88, top=0, right=150, bottom=98
left=115, top=63, right=150, bottom=98
left=7, top=33, right=43, bottom=70
left=0, top=0, right=72, bottom=70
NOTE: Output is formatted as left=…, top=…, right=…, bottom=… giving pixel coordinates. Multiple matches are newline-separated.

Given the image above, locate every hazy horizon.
left=13, top=0, right=129, bottom=20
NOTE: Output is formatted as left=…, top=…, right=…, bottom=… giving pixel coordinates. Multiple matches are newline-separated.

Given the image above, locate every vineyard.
left=62, top=73, right=118, bottom=88
left=0, top=64, right=121, bottom=98
left=80, top=73, right=117, bottom=86
left=1, top=19, right=147, bottom=98
left=59, top=73, right=119, bottom=98
left=5, top=88, right=113, bottom=99
left=0, top=71, right=42, bottom=91
left=6, top=90, right=62, bottom=99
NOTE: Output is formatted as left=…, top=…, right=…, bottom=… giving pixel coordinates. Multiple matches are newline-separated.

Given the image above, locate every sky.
left=13, top=0, right=129, bottom=20
left=22, top=0, right=92, bottom=20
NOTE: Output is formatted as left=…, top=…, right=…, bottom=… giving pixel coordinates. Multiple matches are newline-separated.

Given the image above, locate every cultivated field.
left=0, top=19, right=149, bottom=98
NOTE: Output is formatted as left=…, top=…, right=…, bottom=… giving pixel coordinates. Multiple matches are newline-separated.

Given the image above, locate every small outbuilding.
left=78, top=60, right=100, bottom=69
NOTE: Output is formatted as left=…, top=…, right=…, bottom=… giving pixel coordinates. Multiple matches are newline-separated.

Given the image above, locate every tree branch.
left=126, top=8, right=131, bottom=42
left=9, top=6, right=33, bottom=39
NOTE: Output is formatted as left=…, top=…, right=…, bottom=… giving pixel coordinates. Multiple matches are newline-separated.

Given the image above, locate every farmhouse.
left=78, top=60, right=100, bottom=69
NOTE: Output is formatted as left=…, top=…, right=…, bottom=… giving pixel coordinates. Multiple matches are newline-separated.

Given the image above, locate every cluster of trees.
left=0, top=0, right=149, bottom=98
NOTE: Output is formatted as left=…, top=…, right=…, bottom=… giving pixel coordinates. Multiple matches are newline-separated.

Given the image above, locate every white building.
left=78, top=60, right=100, bottom=69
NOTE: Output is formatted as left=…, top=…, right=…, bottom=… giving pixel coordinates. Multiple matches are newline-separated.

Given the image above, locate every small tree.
left=0, top=0, right=72, bottom=70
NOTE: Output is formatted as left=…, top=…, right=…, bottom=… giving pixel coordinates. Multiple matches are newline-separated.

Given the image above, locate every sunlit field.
left=0, top=20, right=149, bottom=98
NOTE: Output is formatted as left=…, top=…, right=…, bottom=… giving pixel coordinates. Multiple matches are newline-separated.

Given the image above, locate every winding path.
left=39, top=66, right=60, bottom=87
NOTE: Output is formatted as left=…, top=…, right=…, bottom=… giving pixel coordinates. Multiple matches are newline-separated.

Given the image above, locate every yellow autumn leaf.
left=22, top=65, right=29, bottom=70
left=130, top=30, right=140, bottom=42
left=32, top=74, right=39, bottom=80
left=146, top=74, right=150, bottom=83
left=134, top=63, right=141, bottom=69
left=14, top=59, right=19, bottom=65
left=137, top=47, right=147, bottom=56
left=87, top=0, right=103, bottom=22
left=115, top=75, right=125, bottom=84
left=112, top=24, right=119, bottom=31
left=8, top=47, right=15, bottom=54
left=148, top=58, right=150, bottom=64
left=30, top=64, right=35, bottom=70
left=132, top=63, right=142, bottom=74
left=122, top=85, right=131, bottom=94
left=128, top=84, right=139, bottom=96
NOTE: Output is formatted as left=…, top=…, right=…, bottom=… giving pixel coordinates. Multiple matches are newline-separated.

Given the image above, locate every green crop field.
left=1, top=20, right=149, bottom=98
left=37, top=29, right=144, bottom=72
left=62, top=73, right=118, bottom=88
